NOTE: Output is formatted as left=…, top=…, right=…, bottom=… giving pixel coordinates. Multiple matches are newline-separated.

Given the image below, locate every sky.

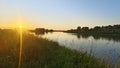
left=0, top=0, right=120, bottom=30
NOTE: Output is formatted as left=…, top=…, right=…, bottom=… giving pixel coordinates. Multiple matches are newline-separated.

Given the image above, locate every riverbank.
left=0, top=30, right=115, bottom=68
left=22, top=33, right=108, bottom=68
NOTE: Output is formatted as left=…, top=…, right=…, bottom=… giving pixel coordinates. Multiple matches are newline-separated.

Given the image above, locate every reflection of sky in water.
left=38, top=32, right=120, bottom=64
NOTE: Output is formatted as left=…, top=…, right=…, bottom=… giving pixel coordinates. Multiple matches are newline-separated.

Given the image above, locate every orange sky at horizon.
left=0, top=23, right=77, bottom=30
left=0, top=20, right=76, bottom=30
left=0, top=17, right=84, bottom=30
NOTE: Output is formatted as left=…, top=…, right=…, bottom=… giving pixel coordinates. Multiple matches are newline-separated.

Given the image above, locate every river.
left=35, top=32, right=120, bottom=65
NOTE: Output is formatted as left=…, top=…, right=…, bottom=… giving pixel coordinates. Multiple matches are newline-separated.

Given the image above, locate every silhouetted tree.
left=94, top=26, right=101, bottom=30
left=65, top=24, right=120, bottom=35
left=93, top=26, right=101, bottom=33
left=81, top=27, right=89, bottom=32
left=77, top=26, right=81, bottom=30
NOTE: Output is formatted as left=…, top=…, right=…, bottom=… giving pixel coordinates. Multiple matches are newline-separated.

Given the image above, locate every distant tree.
left=94, top=26, right=101, bottom=31
left=77, top=26, right=81, bottom=30
left=66, top=24, right=120, bottom=34
left=49, top=29, right=54, bottom=32
left=77, top=26, right=81, bottom=33
left=82, top=27, right=89, bottom=32
left=107, top=25, right=113, bottom=29
left=113, top=25, right=120, bottom=29
left=94, top=26, right=101, bottom=29
left=35, top=28, right=45, bottom=34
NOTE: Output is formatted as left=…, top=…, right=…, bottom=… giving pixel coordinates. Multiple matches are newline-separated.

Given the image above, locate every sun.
left=19, top=25, right=23, bottom=29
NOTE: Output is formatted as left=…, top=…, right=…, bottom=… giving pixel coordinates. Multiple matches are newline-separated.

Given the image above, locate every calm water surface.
left=36, top=32, right=120, bottom=64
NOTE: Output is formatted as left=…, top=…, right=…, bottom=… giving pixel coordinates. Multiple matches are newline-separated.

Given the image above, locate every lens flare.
left=18, top=25, right=23, bottom=68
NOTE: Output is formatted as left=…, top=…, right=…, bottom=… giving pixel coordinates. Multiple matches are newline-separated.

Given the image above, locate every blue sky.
left=0, top=0, right=120, bottom=29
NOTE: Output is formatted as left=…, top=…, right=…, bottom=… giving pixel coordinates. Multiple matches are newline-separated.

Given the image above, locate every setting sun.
left=19, top=25, right=23, bottom=29
left=17, top=24, right=27, bottom=30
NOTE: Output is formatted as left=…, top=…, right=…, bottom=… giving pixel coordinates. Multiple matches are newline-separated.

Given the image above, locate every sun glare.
left=19, top=25, right=23, bottom=29
left=19, top=25, right=22, bottom=28
left=18, top=24, right=23, bottom=68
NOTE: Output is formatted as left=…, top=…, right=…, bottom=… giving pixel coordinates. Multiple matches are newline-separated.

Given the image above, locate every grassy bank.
left=0, top=29, right=113, bottom=68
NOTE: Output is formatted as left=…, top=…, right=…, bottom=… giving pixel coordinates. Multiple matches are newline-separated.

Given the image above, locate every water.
left=35, top=32, right=120, bottom=64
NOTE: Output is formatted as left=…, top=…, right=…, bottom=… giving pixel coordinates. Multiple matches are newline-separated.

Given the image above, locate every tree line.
left=66, top=24, right=120, bottom=35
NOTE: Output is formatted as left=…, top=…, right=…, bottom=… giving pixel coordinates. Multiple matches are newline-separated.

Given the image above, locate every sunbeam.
left=18, top=25, right=23, bottom=68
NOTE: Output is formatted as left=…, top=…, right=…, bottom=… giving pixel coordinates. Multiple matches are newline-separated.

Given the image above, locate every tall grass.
left=0, top=29, right=117, bottom=68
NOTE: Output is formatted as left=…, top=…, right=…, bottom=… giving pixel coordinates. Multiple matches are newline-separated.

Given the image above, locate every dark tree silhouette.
left=77, top=26, right=81, bottom=30
left=65, top=24, right=120, bottom=35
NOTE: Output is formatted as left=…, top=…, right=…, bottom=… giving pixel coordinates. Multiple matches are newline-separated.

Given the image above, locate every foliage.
left=66, top=24, right=120, bottom=35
